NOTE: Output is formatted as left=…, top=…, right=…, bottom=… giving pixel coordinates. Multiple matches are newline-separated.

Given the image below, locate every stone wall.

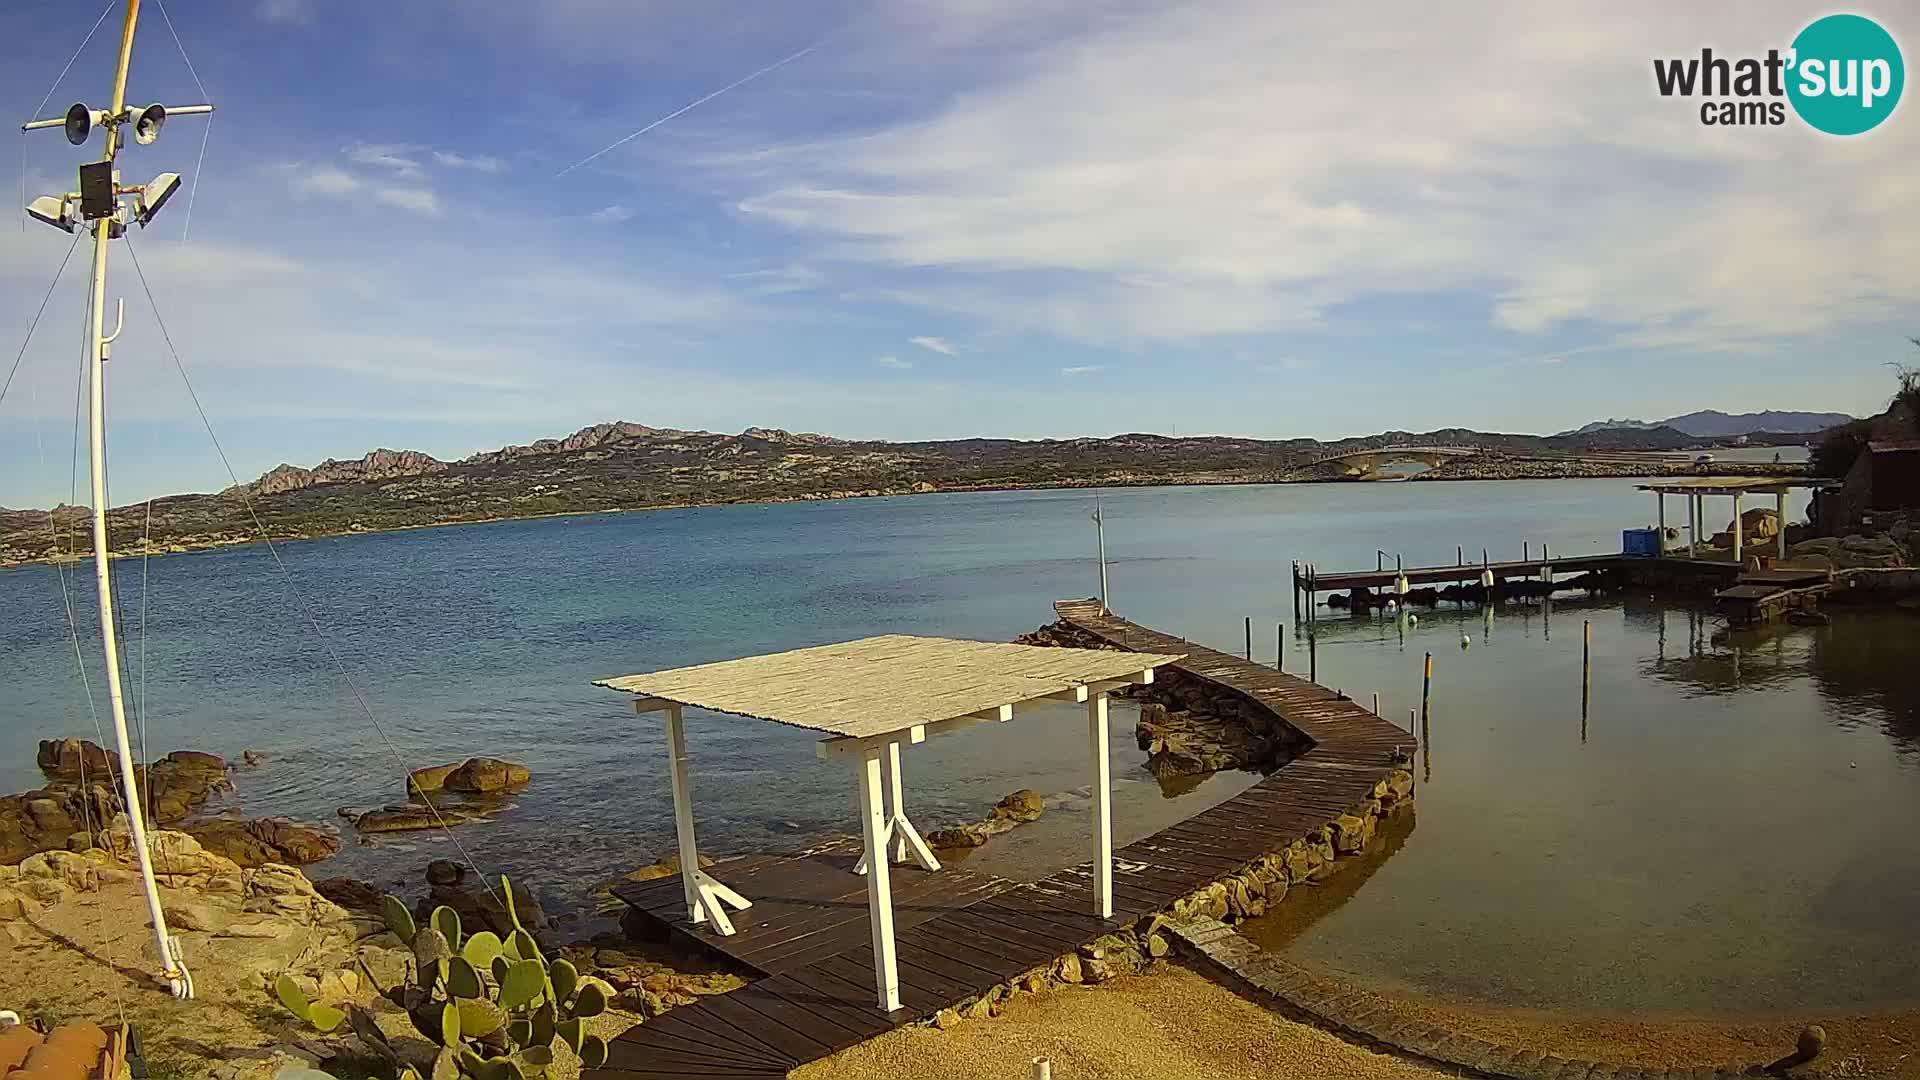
left=917, top=766, right=1416, bottom=1034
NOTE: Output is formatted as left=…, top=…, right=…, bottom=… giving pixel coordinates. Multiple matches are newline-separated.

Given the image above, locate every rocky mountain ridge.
left=1560, top=409, right=1854, bottom=438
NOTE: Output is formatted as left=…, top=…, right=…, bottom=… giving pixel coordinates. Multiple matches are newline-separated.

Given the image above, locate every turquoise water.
left=10, top=476, right=1913, bottom=1016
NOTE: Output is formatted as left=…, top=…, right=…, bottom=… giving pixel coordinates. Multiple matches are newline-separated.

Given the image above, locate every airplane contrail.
left=556, top=41, right=822, bottom=178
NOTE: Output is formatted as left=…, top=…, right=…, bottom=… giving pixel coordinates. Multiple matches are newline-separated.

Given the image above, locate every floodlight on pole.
left=135, top=173, right=179, bottom=225
left=26, top=195, right=77, bottom=233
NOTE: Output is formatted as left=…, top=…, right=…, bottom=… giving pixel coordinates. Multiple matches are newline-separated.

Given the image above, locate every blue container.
left=1622, top=527, right=1661, bottom=557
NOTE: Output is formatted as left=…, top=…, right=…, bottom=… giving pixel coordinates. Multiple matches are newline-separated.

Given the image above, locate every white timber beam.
left=1088, top=691, right=1114, bottom=920
left=814, top=669, right=1156, bottom=763
left=856, top=748, right=902, bottom=1011
left=1733, top=492, right=1744, bottom=564
left=853, top=741, right=942, bottom=876
left=661, top=703, right=750, bottom=934
left=632, top=696, right=677, bottom=715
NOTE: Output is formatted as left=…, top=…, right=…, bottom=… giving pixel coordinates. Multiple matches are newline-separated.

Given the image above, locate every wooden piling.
left=1291, top=561, right=1300, bottom=624
left=1524, top=540, right=1530, bottom=562
left=1308, top=631, right=1317, bottom=683
left=1421, top=652, right=1432, bottom=727
left=1276, top=623, right=1284, bottom=673
left=1582, top=619, right=1591, bottom=704
left=1245, top=616, right=1252, bottom=660
left=1372, top=691, right=1380, bottom=715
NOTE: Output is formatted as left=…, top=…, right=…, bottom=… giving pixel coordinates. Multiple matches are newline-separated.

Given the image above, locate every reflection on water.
left=1276, top=599, right=1920, bottom=1017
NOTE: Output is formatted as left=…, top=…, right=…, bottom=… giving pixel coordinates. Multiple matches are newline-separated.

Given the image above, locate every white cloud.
left=909, top=335, right=957, bottom=355
left=372, top=187, right=443, bottom=216
left=278, top=163, right=441, bottom=216
left=737, top=1, right=1919, bottom=348
left=1060, top=365, right=1102, bottom=376
left=433, top=151, right=505, bottom=173
left=876, top=355, right=912, bottom=369
left=289, top=167, right=361, bottom=197
left=731, top=263, right=825, bottom=294
left=588, top=205, right=636, bottom=225
left=345, top=143, right=424, bottom=179
left=256, top=0, right=311, bottom=23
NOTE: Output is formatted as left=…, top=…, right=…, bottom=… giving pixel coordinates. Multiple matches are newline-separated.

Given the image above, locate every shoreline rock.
left=185, top=817, right=342, bottom=867
left=405, top=757, right=530, bottom=796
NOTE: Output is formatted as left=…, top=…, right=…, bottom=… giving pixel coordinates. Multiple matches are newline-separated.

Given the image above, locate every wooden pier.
left=590, top=600, right=1409, bottom=1079
left=1714, top=567, right=1834, bottom=626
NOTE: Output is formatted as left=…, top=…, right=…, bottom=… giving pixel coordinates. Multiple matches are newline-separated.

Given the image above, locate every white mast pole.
left=1093, top=497, right=1109, bottom=614
left=80, top=0, right=192, bottom=1000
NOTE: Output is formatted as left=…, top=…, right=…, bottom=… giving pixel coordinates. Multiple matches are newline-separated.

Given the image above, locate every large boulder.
left=352, top=803, right=494, bottom=834
left=443, top=758, right=530, bottom=794
left=185, top=817, right=341, bottom=867
left=416, top=874, right=548, bottom=938
left=405, top=763, right=459, bottom=796
left=36, top=739, right=119, bottom=781
left=990, top=789, right=1045, bottom=824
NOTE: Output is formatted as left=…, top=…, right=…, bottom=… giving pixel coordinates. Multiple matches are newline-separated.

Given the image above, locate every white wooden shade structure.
left=1637, top=477, right=1816, bottom=561
left=595, top=635, right=1182, bottom=1011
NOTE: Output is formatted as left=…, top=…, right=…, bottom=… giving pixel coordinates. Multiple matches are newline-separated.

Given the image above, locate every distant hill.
left=0, top=419, right=1804, bottom=565
left=1560, top=410, right=1854, bottom=438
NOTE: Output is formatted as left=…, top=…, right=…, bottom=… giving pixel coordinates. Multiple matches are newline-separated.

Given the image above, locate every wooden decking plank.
left=725, top=981, right=874, bottom=1055
left=694, top=993, right=819, bottom=1066
left=896, top=925, right=1033, bottom=981
left=757, top=970, right=901, bottom=1042
left=906, top=913, right=1054, bottom=969
left=938, top=907, right=1081, bottom=959
left=814, top=950, right=951, bottom=1016
left=611, top=1010, right=792, bottom=1070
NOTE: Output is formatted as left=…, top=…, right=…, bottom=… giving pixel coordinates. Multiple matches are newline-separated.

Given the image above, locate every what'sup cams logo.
left=1654, top=13, right=1904, bottom=134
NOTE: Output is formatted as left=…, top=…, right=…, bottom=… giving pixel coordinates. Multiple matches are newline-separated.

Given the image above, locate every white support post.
left=857, top=750, right=901, bottom=1011
left=1088, top=692, right=1113, bottom=920
left=662, top=703, right=749, bottom=934
left=1689, top=494, right=1700, bottom=557
left=1776, top=491, right=1787, bottom=559
left=886, top=741, right=908, bottom=863
left=1732, top=493, right=1744, bottom=564
left=1656, top=492, right=1666, bottom=551
left=853, top=739, right=941, bottom=876
left=664, top=703, right=703, bottom=924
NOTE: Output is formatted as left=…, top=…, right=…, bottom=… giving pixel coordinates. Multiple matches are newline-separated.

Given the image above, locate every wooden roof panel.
left=595, top=634, right=1181, bottom=739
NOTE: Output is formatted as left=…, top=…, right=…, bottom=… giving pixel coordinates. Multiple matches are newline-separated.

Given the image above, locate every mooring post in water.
left=1291, top=561, right=1301, bottom=624
left=1582, top=619, right=1591, bottom=700
left=1422, top=651, right=1433, bottom=727
left=1524, top=540, right=1530, bottom=563
left=1091, top=496, right=1110, bottom=614
left=1244, top=616, right=1252, bottom=660
left=1372, top=691, right=1380, bottom=714
left=1276, top=623, right=1284, bottom=672
left=1308, top=630, right=1317, bottom=682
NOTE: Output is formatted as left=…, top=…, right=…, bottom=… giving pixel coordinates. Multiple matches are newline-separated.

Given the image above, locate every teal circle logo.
left=1787, top=14, right=1904, bottom=135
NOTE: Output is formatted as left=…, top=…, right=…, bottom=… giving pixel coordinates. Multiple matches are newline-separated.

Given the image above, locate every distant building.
left=1820, top=440, right=1920, bottom=533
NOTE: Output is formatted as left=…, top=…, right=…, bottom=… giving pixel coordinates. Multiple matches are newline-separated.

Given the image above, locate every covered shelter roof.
left=595, top=633, right=1185, bottom=1012
left=1635, top=476, right=1825, bottom=496
left=595, top=634, right=1181, bottom=741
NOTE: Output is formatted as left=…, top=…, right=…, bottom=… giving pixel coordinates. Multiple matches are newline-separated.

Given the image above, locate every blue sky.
left=1, top=0, right=1914, bottom=506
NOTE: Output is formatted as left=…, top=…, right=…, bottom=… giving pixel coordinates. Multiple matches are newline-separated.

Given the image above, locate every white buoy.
left=1459, top=632, right=1471, bottom=649
left=1408, top=614, right=1418, bottom=626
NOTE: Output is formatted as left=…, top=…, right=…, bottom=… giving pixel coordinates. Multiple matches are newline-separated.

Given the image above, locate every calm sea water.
left=9, top=468, right=1911, bottom=1015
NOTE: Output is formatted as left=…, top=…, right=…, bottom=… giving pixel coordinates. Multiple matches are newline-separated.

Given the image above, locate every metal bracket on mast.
left=101, top=298, right=124, bottom=359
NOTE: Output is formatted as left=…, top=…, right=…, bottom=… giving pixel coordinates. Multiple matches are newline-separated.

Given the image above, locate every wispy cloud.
left=433, top=151, right=505, bottom=173
left=345, top=143, right=423, bottom=179
left=588, top=205, right=636, bottom=225
left=876, top=355, right=912, bottom=369
left=373, top=187, right=443, bottom=216
left=731, top=264, right=825, bottom=295
left=289, top=167, right=360, bottom=198
left=1061, top=365, right=1103, bottom=376
left=910, top=335, right=957, bottom=356
left=256, top=0, right=311, bottom=23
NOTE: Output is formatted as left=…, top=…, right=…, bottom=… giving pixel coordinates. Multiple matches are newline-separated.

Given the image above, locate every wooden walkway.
left=1299, top=552, right=1627, bottom=593
left=588, top=600, right=1410, bottom=1080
